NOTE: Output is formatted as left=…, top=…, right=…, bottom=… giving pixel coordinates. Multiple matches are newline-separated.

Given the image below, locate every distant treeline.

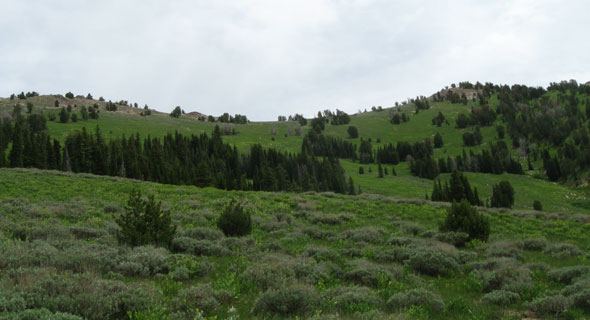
left=0, top=115, right=351, bottom=193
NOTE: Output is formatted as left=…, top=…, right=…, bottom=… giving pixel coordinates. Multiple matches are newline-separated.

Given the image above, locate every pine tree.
left=348, top=176, right=355, bottom=195
left=378, top=163, right=384, bottom=178
left=115, top=189, right=176, bottom=247
left=59, top=107, right=69, bottom=123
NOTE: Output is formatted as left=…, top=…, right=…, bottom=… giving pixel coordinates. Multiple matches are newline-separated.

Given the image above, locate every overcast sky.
left=1, top=1, right=588, bottom=120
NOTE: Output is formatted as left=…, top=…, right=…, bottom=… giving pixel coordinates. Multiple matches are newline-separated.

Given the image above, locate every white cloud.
left=0, top=0, right=588, bottom=120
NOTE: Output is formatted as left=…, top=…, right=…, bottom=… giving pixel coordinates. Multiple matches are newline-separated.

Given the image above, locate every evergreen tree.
left=491, top=181, right=515, bottom=208
left=378, top=162, right=384, bottom=178
left=440, top=199, right=490, bottom=242
left=59, top=107, right=69, bottom=123
left=115, top=189, right=176, bottom=247
left=433, top=133, right=443, bottom=148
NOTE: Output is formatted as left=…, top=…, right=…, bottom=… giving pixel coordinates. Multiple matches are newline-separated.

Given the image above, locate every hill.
left=1, top=168, right=589, bottom=319
left=2, top=81, right=590, bottom=214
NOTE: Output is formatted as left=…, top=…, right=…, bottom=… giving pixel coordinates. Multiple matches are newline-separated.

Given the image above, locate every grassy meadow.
left=1, top=168, right=590, bottom=319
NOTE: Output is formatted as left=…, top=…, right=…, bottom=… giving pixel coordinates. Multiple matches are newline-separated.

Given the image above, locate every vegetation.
left=439, top=199, right=490, bottom=242
left=216, top=200, right=252, bottom=237
left=115, top=189, right=176, bottom=247
left=3, top=80, right=590, bottom=317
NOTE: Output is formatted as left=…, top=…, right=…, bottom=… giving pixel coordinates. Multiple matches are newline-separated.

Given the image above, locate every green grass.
left=1, top=168, right=589, bottom=319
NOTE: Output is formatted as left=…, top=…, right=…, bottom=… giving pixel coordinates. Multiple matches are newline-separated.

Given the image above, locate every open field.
left=1, top=168, right=590, bottom=319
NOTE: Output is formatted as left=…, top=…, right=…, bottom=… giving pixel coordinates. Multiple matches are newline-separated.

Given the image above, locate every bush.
left=241, top=261, right=295, bottom=291
left=115, top=189, right=176, bottom=248
left=65, top=92, right=74, bottom=99
left=436, top=232, right=469, bottom=247
left=0, top=309, right=84, bottom=320
left=172, top=284, right=220, bottom=317
left=326, top=286, right=381, bottom=313
left=341, top=226, right=386, bottom=244
left=548, top=266, right=590, bottom=284
left=523, top=238, right=547, bottom=251
left=387, top=288, right=444, bottom=312
left=544, top=243, right=583, bottom=258
left=533, top=200, right=543, bottom=211
left=481, top=290, right=520, bottom=306
left=117, top=245, right=169, bottom=277
left=347, top=126, right=359, bottom=138
left=374, top=248, right=412, bottom=263
left=253, top=285, right=319, bottom=317
left=169, top=106, right=182, bottom=118
left=571, top=289, right=590, bottom=309
left=407, top=251, right=459, bottom=276
left=217, top=200, right=252, bottom=237
left=490, top=181, right=515, bottom=208
left=180, top=227, right=224, bottom=241
left=344, top=259, right=398, bottom=287
left=440, top=200, right=490, bottom=242
left=529, top=295, right=571, bottom=316
left=170, top=237, right=230, bottom=257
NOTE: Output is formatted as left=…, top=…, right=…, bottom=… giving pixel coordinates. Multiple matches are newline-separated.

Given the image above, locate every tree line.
left=0, top=115, right=351, bottom=194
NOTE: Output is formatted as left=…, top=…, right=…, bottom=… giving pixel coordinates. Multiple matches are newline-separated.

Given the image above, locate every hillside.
left=2, top=83, right=590, bottom=214
left=2, top=82, right=590, bottom=318
left=1, top=168, right=590, bottom=319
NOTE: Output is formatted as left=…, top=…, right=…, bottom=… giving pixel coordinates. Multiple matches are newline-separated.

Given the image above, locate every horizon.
left=1, top=1, right=589, bottom=121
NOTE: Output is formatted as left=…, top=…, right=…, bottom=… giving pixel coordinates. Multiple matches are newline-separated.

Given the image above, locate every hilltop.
left=1, top=80, right=590, bottom=318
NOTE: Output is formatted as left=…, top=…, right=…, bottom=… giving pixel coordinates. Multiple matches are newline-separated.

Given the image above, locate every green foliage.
left=491, top=181, right=515, bottom=208
left=440, top=199, right=490, bottom=242
left=216, top=200, right=252, bottom=237
left=529, top=295, right=571, bottom=317
left=533, top=200, right=543, bottom=211
left=347, top=125, right=358, bottom=138
left=387, top=288, right=444, bottom=312
left=407, top=251, right=459, bottom=276
left=169, top=106, right=182, bottom=118
left=481, top=290, right=519, bottom=306
left=253, top=285, right=319, bottom=317
left=115, top=189, right=176, bottom=247
left=65, top=92, right=74, bottom=99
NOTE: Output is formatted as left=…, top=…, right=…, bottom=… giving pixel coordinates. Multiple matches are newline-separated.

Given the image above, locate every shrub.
left=0, top=309, right=84, bottom=320
left=305, top=246, right=340, bottom=262
left=0, top=290, right=26, bottom=313
left=170, top=237, right=230, bottom=257
left=484, top=241, right=523, bottom=260
left=117, top=245, right=169, bottom=277
left=169, top=106, right=182, bottom=118
left=523, top=238, right=547, bottom=251
left=115, top=189, right=176, bottom=248
left=387, top=288, right=444, bottom=312
left=436, top=232, right=470, bottom=247
left=533, top=200, right=543, bottom=211
left=544, top=243, right=583, bottom=258
left=347, top=126, right=359, bottom=138
left=562, top=278, right=590, bottom=297
left=240, top=261, right=295, bottom=291
left=481, top=290, right=520, bottom=306
left=216, top=200, right=251, bottom=237
left=344, top=259, right=399, bottom=287
left=253, top=285, right=319, bottom=317
left=326, top=286, right=381, bottom=313
left=341, top=226, right=386, bottom=244
left=548, top=266, right=590, bottom=284
left=529, top=295, right=571, bottom=316
left=65, top=92, right=74, bottom=99
left=440, top=200, right=490, bottom=242
left=490, top=181, right=515, bottom=208
left=173, top=284, right=220, bottom=316
left=374, top=248, right=412, bottom=263
left=180, top=227, right=224, bottom=241
left=407, top=251, right=459, bottom=276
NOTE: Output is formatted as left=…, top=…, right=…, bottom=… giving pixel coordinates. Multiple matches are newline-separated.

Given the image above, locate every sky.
left=1, top=0, right=589, bottom=121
